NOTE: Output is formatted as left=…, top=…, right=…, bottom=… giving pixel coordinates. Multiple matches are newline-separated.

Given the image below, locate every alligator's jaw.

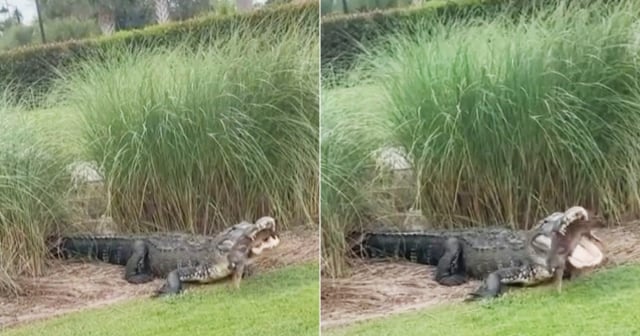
left=534, top=234, right=604, bottom=268
left=250, top=234, right=280, bottom=255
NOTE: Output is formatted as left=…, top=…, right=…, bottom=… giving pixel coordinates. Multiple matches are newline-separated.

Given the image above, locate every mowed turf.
left=324, top=264, right=640, bottom=336
left=2, top=263, right=319, bottom=336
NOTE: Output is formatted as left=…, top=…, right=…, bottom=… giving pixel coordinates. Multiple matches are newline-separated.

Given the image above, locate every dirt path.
left=0, top=229, right=318, bottom=329
left=320, top=224, right=640, bottom=329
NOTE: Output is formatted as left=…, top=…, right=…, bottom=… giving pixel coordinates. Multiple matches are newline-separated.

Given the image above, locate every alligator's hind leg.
left=434, top=237, right=467, bottom=286
left=124, top=240, right=154, bottom=284
left=467, top=264, right=548, bottom=300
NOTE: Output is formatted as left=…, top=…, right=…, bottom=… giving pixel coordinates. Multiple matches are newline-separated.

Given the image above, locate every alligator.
left=49, top=216, right=281, bottom=296
left=546, top=206, right=606, bottom=293
left=350, top=206, right=606, bottom=299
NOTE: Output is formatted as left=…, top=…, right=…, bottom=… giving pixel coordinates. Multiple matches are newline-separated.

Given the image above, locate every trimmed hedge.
left=320, top=0, right=562, bottom=79
left=0, top=2, right=319, bottom=105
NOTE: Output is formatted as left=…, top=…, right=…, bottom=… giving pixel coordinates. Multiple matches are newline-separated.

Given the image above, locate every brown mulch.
left=0, top=229, right=318, bottom=329
left=320, top=223, right=640, bottom=329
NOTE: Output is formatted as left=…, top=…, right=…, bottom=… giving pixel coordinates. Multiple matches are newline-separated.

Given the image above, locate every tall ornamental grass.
left=321, top=0, right=640, bottom=277
left=362, top=0, right=640, bottom=228
left=55, top=24, right=319, bottom=233
left=0, top=99, right=72, bottom=295
left=321, top=82, right=399, bottom=277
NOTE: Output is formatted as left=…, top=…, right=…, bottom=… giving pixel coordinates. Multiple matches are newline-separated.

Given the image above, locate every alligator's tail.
left=348, top=231, right=446, bottom=266
left=47, top=234, right=134, bottom=266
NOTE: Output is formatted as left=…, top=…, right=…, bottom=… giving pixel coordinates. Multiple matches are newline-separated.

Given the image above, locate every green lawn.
left=325, top=264, right=640, bottom=336
left=2, top=263, right=319, bottom=336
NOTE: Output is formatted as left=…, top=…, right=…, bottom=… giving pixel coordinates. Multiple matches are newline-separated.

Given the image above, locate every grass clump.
left=0, top=98, right=73, bottom=295
left=321, top=0, right=640, bottom=276
left=355, top=0, right=640, bottom=227
left=320, top=81, right=402, bottom=277
left=54, top=23, right=319, bottom=233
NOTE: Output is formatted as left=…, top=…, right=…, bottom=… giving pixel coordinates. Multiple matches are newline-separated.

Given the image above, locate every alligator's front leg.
left=152, top=263, right=255, bottom=297
left=242, top=263, right=256, bottom=278
left=467, top=264, right=551, bottom=300
left=228, top=250, right=251, bottom=289
left=153, top=268, right=184, bottom=296
left=124, top=240, right=154, bottom=284
left=229, top=261, right=245, bottom=290
left=434, top=237, right=467, bottom=286
left=152, top=263, right=229, bottom=297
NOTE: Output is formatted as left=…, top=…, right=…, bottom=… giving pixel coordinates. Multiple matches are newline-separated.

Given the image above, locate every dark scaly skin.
left=351, top=209, right=606, bottom=299
left=49, top=216, right=280, bottom=296
left=152, top=220, right=280, bottom=296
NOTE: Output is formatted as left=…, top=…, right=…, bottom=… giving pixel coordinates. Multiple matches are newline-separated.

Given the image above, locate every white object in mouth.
left=534, top=234, right=604, bottom=269
left=568, top=236, right=604, bottom=268
left=251, top=235, right=281, bottom=255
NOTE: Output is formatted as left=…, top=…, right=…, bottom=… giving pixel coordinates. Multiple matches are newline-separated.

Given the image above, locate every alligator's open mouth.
left=248, top=216, right=281, bottom=255
left=250, top=232, right=281, bottom=255
left=534, top=234, right=605, bottom=269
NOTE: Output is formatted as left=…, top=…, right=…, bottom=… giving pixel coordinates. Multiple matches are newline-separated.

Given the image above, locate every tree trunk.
left=236, top=0, right=253, bottom=13
left=97, top=6, right=115, bottom=36
left=154, top=0, right=170, bottom=23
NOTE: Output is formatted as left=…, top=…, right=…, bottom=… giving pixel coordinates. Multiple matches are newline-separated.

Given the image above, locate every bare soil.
left=320, top=223, right=640, bottom=329
left=0, top=229, right=318, bottom=329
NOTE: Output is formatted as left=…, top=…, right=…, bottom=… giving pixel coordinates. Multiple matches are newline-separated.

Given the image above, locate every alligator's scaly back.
left=353, top=227, right=529, bottom=264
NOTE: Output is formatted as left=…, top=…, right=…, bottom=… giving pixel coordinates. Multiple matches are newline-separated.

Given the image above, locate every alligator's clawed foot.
left=552, top=271, right=564, bottom=294
left=151, top=284, right=183, bottom=298
left=242, top=264, right=256, bottom=278
left=464, top=272, right=504, bottom=302
left=126, top=274, right=154, bottom=284
left=151, top=270, right=182, bottom=298
left=463, top=294, right=482, bottom=302
left=228, top=263, right=245, bottom=290
left=465, top=286, right=500, bottom=302
left=554, top=277, right=563, bottom=294
left=227, top=279, right=242, bottom=291
left=150, top=287, right=170, bottom=298
left=437, top=274, right=466, bottom=286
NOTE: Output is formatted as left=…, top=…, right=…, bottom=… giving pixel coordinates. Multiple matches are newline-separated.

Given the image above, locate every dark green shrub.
left=0, top=2, right=318, bottom=106
left=320, top=0, right=563, bottom=79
